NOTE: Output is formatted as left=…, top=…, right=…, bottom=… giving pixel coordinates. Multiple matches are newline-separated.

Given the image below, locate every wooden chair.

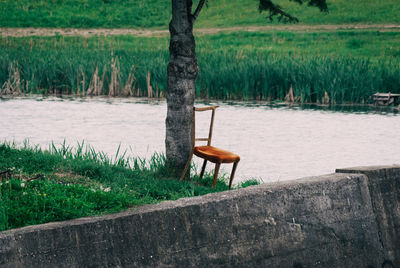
left=179, top=106, right=240, bottom=189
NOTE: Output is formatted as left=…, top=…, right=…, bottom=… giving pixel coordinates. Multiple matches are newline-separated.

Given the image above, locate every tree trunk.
left=165, top=0, right=198, bottom=173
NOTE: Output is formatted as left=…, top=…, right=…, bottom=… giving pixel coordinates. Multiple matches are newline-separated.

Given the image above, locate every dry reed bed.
left=0, top=57, right=158, bottom=98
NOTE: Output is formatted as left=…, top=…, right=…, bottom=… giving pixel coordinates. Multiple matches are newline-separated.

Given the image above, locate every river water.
left=1, top=96, right=399, bottom=183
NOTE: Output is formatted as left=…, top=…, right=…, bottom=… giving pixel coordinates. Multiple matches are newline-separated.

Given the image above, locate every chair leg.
left=228, top=161, right=239, bottom=190
left=180, top=152, right=193, bottom=182
left=212, top=163, right=221, bottom=188
left=199, top=159, right=207, bottom=179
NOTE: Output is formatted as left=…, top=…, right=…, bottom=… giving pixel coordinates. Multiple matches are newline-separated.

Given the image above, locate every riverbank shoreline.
left=1, top=94, right=399, bottom=113
left=0, top=142, right=259, bottom=231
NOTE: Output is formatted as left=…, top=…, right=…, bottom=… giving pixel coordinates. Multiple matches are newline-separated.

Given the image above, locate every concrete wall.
left=1, top=165, right=399, bottom=267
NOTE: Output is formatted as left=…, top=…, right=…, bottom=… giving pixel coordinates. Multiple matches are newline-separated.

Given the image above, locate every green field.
left=1, top=0, right=400, bottom=28
left=1, top=30, right=400, bottom=103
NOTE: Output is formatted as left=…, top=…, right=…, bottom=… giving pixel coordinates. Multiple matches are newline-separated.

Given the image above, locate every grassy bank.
left=1, top=0, right=399, bottom=28
left=0, top=142, right=258, bottom=231
left=1, top=31, right=399, bottom=103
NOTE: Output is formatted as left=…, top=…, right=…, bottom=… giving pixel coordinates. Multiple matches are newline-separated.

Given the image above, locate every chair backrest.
left=192, top=106, right=219, bottom=147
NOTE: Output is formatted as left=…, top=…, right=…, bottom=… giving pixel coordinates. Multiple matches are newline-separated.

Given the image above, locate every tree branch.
left=259, top=0, right=327, bottom=23
left=192, top=0, right=206, bottom=22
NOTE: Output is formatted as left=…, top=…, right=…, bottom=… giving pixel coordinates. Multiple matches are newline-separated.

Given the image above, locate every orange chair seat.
left=194, top=146, right=240, bottom=164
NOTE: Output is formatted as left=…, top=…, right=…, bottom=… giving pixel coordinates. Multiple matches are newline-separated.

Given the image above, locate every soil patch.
left=1, top=24, right=400, bottom=37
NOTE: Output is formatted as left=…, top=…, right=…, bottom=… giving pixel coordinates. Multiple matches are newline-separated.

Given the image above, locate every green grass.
left=0, top=142, right=259, bottom=231
left=196, top=0, right=400, bottom=27
left=1, top=0, right=399, bottom=28
left=0, top=0, right=170, bottom=28
left=1, top=30, right=399, bottom=103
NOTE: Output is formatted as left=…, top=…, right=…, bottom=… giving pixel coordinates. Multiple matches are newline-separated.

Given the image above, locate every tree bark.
left=165, top=0, right=198, bottom=173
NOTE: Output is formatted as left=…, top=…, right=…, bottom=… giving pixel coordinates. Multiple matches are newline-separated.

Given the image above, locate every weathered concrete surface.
left=337, top=165, right=400, bottom=268
left=1, top=166, right=400, bottom=267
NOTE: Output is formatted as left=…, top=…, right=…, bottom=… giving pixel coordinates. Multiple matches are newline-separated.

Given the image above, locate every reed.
left=199, top=51, right=400, bottom=103
left=0, top=61, right=22, bottom=95
left=0, top=32, right=399, bottom=103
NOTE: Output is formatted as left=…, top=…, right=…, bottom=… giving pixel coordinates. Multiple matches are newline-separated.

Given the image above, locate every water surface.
left=1, top=96, right=399, bottom=183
